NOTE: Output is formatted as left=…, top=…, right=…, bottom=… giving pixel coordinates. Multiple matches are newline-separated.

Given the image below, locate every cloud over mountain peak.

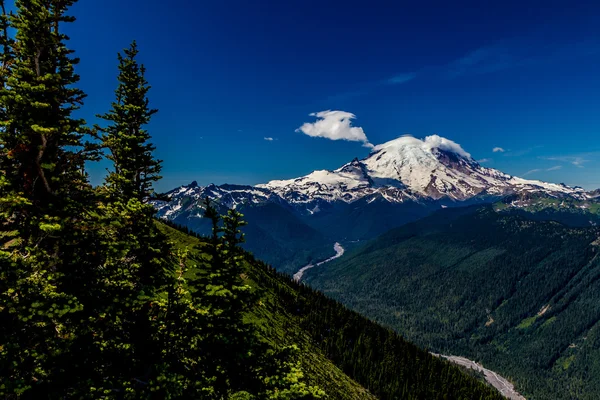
left=296, top=110, right=373, bottom=148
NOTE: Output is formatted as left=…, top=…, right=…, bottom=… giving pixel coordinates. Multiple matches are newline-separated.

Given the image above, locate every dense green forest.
left=0, top=1, right=507, bottom=398
left=305, top=205, right=600, bottom=399
left=161, top=220, right=505, bottom=400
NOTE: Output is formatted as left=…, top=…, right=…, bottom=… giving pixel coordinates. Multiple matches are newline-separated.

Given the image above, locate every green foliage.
left=0, top=0, right=99, bottom=394
left=306, top=205, right=600, bottom=399
left=96, top=40, right=161, bottom=201
left=162, top=220, right=505, bottom=400
left=0, top=2, right=321, bottom=398
left=0, top=2, right=525, bottom=399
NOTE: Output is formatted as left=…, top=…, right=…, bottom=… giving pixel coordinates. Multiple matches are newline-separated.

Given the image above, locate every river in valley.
left=293, top=242, right=344, bottom=282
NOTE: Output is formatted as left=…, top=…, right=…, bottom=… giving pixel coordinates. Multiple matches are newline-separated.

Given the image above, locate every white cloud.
left=523, top=169, right=542, bottom=176
left=264, top=137, right=274, bottom=141
left=492, top=147, right=505, bottom=153
left=423, top=135, right=471, bottom=158
left=547, top=165, right=562, bottom=171
left=478, top=158, right=492, bottom=163
left=296, top=110, right=373, bottom=148
left=373, top=134, right=472, bottom=159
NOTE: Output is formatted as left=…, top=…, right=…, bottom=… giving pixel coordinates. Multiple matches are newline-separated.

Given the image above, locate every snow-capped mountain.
left=256, top=135, right=586, bottom=205
left=157, top=135, right=589, bottom=219
left=155, top=183, right=281, bottom=219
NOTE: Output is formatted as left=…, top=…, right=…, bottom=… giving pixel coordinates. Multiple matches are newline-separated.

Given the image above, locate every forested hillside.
left=160, top=220, right=505, bottom=400
left=305, top=206, right=600, bottom=399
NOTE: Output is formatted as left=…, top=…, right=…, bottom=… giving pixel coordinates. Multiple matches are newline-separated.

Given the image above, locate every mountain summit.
left=258, top=135, right=585, bottom=204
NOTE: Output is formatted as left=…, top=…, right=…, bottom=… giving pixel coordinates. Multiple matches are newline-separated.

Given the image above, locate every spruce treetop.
left=97, top=40, right=162, bottom=201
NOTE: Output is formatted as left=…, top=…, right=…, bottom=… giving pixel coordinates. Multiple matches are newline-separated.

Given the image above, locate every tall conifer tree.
left=97, top=41, right=161, bottom=201
left=0, top=0, right=98, bottom=395
left=88, top=41, right=173, bottom=395
left=194, top=202, right=324, bottom=399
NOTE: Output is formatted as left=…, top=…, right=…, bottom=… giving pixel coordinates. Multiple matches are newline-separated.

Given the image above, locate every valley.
left=160, top=222, right=506, bottom=400
left=304, top=206, right=600, bottom=399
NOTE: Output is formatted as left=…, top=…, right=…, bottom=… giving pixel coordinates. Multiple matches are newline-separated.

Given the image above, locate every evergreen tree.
left=0, top=0, right=98, bottom=395
left=86, top=40, right=174, bottom=395
left=94, top=40, right=171, bottom=292
left=96, top=40, right=161, bottom=201
left=0, top=1, right=12, bottom=83
left=188, top=201, right=323, bottom=399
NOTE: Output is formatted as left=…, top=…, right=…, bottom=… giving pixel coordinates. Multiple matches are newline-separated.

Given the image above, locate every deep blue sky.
left=61, top=0, right=600, bottom=190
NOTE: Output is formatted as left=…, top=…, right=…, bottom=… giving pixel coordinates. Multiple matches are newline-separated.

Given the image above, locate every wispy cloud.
left=325, top=38, right=600, bottom=103
left=502, top=146, right=544, bottom=157
left=543, top=155, right=591, bottom=168
left=444, top=44, right=532, bottom=78
left=296, top=110, right=373, bottom=148
left=441, top=37, right=600, bottom=80
left=387, top=72, right=417, bottom=85
left=325, top=72, right=416, bottom=103
left=523, top=169, right=542, bottom=176
left=478, top=158, right=492, bottom=163
left=524, top=165, right=564, bottom=176
left=492, top=147, right=505, bottom=153
left=264, top=137, right=274, bottom=141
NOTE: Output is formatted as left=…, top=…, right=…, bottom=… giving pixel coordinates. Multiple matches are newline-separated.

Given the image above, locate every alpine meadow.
left=2, top=1, right=600, bottom=399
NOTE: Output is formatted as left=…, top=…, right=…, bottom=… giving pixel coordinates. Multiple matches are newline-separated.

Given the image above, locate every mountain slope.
left=304, top=206, right=600, bottom=399
left=158, top=221, right=505, bottom=400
